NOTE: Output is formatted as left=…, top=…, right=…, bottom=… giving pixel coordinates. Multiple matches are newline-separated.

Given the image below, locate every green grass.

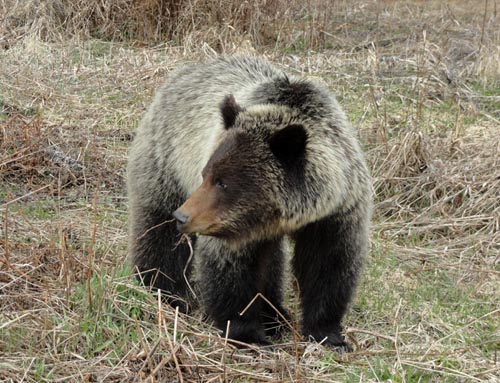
left=70, top=268, right=148, bottom=358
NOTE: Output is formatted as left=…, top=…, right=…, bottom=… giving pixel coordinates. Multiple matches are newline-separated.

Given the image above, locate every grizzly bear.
left=127, top=56, right=372, bottom=350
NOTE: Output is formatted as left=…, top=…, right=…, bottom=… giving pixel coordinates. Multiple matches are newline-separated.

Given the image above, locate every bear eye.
left=215, top=178, right=227, bottom=189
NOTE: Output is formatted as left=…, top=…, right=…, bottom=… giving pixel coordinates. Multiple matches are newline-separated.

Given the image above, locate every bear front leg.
left=195, top=237, right=284, bottom=346
left=260, top=240, right=291, bottom=338
left=129, top=202, right=197, bottom=312
left=128, top=160, right=196, bottom=313
left=292, top=204, right=369, bottom=352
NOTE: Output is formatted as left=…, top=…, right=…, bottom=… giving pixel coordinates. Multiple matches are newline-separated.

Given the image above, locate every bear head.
left=172, top=94, right=309, bottom=246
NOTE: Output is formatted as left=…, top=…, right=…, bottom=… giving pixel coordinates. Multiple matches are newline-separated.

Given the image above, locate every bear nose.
left=172, top=210, right=189, bottom=225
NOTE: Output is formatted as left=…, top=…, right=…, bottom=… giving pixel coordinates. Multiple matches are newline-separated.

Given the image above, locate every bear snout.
left=172, top=209, right=190, bottom=229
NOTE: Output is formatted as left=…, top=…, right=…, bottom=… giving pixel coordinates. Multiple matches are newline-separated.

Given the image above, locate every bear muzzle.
left=172, top=177, right=223, bottom=235
left=172, top=205, right=221, bottom=236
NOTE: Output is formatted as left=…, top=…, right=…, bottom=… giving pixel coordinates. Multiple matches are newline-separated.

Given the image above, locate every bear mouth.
left=197, top=225, right=229, bottom=237
left=177, top=221, right=225, bottom=237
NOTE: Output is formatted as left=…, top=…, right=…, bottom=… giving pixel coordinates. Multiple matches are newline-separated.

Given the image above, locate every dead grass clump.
left=373, top=125, right=500, bottom=216
left=1, top=114, right=50, bottom=188
left=0, top=113, right=125, bottom=199
left=1, top=0, right=332, bottom=50
left=372, top=125, right=500, bottom=259
left=0, top=114, right=85, bottom=192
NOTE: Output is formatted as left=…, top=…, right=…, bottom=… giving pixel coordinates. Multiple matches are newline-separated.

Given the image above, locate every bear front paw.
left=223, top=320, right=270, bottom=347
left=304, top=328, right=353, bottom=353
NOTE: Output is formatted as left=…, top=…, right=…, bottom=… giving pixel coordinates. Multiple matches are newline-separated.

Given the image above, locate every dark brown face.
left=172, top=94, right=308, bottom=241
left=172, top=132, right=272, bottom=238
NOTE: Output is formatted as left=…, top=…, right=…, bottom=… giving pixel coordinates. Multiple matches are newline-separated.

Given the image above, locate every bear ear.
left=270, top=124, right=307, bottom=164
left=220, top=94, right=244, bottom=129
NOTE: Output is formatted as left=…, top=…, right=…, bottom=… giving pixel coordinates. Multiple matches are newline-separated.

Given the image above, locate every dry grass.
left=1, top=0, right=499, bottom=382
left=1, top=0, right=338, bottom=51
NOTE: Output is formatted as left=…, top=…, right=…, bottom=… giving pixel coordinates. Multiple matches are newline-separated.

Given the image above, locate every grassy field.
left=1, top=0, right=499, bottom=382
